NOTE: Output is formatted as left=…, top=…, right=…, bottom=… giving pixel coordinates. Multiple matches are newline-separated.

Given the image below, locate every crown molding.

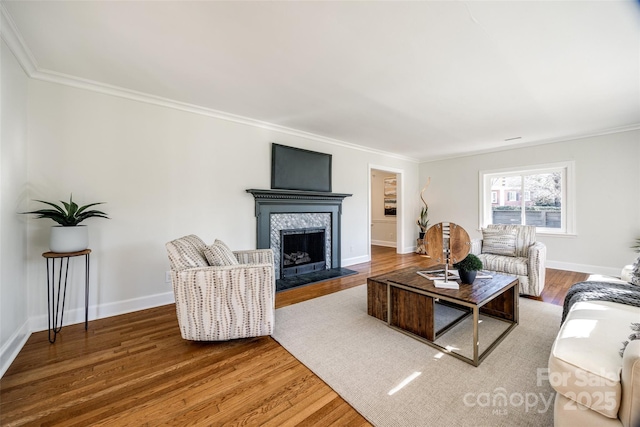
left=3, top=3, right=634, bottom=166
left=0, top=2, right=38, bottom=75
left=30, top=67, right=420, bottom=163
left=419, top=123, right=640, bottom=164
left=0, top=3, right=418, bottom=163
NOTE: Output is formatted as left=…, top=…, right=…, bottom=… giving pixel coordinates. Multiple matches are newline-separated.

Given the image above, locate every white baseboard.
left=400, top=245, right=417, bottom=254
left=546, top=260, right=621, bottom=277
left=0, top=320, right=30, bottom=378
left=1, top=259, right=626, bottom=379
left=29, top=291, right=176, bottom=333
left=342, top=255, right=370, bottom=267
left=370, top=242, right=416, bottom=254
left=2, top=291, right=175, bottom=379
left=371, top=240, right=396, bottom=248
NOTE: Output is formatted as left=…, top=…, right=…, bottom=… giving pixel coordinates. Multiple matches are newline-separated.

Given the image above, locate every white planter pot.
left=49, top=226, right=89, bottom=253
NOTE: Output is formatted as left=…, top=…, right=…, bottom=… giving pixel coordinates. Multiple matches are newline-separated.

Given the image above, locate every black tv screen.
left=271, top=144, right=332, bottom=192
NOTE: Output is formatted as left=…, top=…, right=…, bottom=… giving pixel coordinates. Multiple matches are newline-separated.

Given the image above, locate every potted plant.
left=22, top=194, right=109, bottom=253
left=453, top=253, right=483, bottom=284
left=417, top=206, right=429, bottom=238
left=416, top=177, right=431, bottom=239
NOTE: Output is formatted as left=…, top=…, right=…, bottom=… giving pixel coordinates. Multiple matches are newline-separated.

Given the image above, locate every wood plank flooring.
left=0, top=246, right=587, bottom=426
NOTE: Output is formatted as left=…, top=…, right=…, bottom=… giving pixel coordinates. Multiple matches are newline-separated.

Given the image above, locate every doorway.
left=369, top=165, right=404, bottom=259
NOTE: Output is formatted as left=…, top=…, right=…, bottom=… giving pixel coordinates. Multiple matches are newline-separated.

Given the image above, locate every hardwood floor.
left=0, top=246, right=586, bottom=426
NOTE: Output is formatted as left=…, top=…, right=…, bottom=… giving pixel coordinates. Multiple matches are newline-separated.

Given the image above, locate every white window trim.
left=478, top=161, right=576, bottom=235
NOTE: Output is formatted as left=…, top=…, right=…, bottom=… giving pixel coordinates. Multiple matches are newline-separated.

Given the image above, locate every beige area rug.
left=272, top=285, right=561, bottom=427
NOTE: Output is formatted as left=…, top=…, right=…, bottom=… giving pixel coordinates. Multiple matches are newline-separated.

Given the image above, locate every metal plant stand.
left=43, top=249, right=91, bottom=343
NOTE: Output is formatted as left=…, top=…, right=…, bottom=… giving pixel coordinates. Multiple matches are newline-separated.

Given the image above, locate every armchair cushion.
left=481, top=228, right=517, bottom=256
left=166, top=234, right=209, bottom=270
left=204, top=240, right=239, bottom=266
left=486, top=224, right=536, bottom=257
left=214, top=238, right=232, bottom=252
left=478, top=254, right=528, bottom=276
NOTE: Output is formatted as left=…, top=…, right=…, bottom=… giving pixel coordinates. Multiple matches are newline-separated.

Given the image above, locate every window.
left=479, top=162, right=575, bottom=235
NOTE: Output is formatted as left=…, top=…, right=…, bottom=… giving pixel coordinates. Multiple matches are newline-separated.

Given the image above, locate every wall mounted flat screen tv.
left=271, top=143, right=332, bottom=192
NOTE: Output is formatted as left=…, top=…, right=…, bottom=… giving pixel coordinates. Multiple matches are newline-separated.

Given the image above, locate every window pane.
left=481, top=162, right=572, bottom=234
left=524, top=172, right=562, bottom=229
left=491, top=175, right=522, bottom=225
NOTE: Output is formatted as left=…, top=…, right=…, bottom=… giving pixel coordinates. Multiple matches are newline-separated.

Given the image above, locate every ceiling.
left=2, top=1, right=639, bottom=162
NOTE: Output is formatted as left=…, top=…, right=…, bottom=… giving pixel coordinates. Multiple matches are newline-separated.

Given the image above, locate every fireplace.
left=280, top=227, right=326, bottom=278
left=247, top=188, right=356, bottom=290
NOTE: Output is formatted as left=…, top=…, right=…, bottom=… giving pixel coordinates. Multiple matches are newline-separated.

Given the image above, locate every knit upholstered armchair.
left=470, top=224, right=547, bottom=297
left=165, top=235, right=275, bottom=341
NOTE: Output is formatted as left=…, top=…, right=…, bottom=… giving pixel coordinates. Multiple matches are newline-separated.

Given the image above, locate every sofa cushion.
left=548, top=300, right=640, bottom=418
left=481, top=228, right=517, bottom=256
left=477, top=253, right=528, bottom=276
left=166, top=235, right=209, bottom=270
left=204, top=241, right=239, bottom=266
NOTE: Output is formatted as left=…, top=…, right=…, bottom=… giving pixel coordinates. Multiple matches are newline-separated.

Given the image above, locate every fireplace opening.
left=280, top=227, right=326, bottom=279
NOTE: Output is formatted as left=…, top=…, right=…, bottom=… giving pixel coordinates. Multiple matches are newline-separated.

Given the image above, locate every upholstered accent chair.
left=470, top=224, right=547, bottom=296
left=165, top=235, right=275, bottom=341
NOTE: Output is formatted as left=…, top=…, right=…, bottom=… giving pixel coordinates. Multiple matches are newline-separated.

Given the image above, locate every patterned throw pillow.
left=631, top=256, right=640, bottom=286
left=214, top=239, right=232, bottom=252
left=204, top=241, right=239, bottom=266
left=166, top=235, right=209, bottom=269
left=481, top=229, right=517, bottom=257
left=620, top=323, right=640, bottom=357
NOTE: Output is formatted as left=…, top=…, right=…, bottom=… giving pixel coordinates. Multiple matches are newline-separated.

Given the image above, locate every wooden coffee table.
left=367, top=266, right=519, bottom=366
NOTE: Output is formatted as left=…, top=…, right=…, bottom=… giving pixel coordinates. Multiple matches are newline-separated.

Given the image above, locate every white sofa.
left=548, top=272, right=640, bottom=427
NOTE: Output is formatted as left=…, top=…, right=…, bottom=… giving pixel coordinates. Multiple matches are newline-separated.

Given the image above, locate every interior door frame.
left=368, top=164, right=405, bottom=260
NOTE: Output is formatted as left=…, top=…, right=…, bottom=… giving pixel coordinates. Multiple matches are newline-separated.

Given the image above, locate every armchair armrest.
left=233, top=248, right=274, bottom=265
left=526, top=241, right=547, bottom=297
left=470, top=238, right=482, bottom=256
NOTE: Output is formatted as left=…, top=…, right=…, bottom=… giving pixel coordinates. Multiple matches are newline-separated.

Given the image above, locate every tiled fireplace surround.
left=271, top=213, right=331, bottom=279
left=246, top=189, right=352, bottom=280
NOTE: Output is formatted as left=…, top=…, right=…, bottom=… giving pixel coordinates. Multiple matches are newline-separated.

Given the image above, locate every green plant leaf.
left=67, top=199, right=79, bottom=218
left=76, top=202, right=105, bottom=216
left=31, top=200, right=66, bottom=215
left=21, top=195, right=109, bottom=226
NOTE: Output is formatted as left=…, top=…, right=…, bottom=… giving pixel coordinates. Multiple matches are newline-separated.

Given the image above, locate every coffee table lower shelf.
left=368, top=269, right=519, bottom=367
left=391, top=282, right=518, bottom=366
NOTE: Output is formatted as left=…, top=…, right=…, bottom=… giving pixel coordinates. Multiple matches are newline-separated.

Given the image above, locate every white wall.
left=371, top=170, right=397, bottom=247
left=25, top=79, right=419, bottom=330
left=1, top=40, right=30, bottom=376
left=420, top=130, right=640, bottom=276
